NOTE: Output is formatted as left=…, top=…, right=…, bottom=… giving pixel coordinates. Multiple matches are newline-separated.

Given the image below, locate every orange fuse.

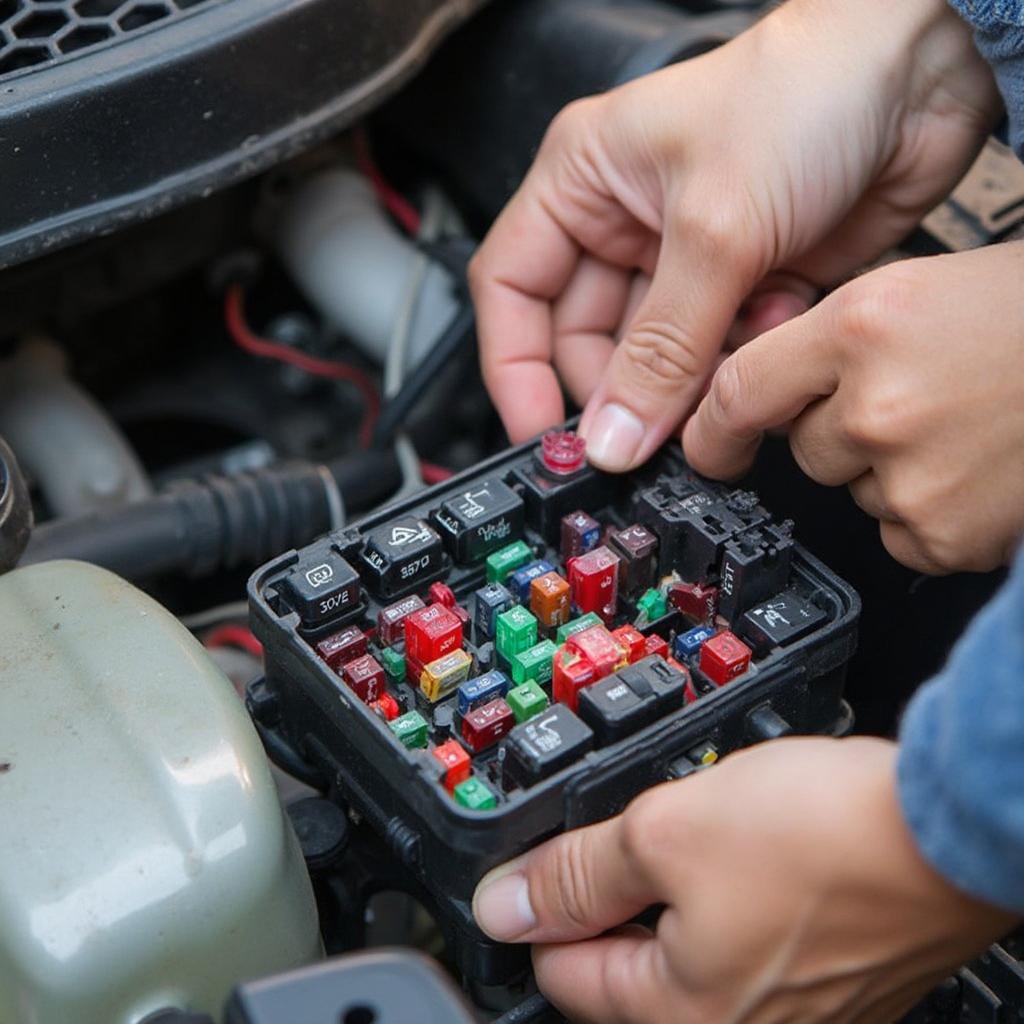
left=530, top=571, right=571, bottom=629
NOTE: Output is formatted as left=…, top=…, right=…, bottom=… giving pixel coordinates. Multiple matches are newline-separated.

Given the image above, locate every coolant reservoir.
left=0, top=561, right=321, bottom=1024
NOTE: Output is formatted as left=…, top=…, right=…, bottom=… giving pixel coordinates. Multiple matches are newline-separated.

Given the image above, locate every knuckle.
left=832, top=270, right=915, bottom=348
left=621, top=320, right=705, bottom=390
left=542, top=97, right=596, bottom=152
left=841, top=390, right=913, bottom=450
left=671, top=198, right=760, bottom=277
left=621, top=788, right=683, bottom=878
left=831, top=276, right=905, bottom=348
left=709, top=356, right=755, bottom=435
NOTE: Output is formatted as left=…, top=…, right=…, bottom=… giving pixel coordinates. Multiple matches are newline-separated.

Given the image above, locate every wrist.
left=762, top=0, right=997, bottom=122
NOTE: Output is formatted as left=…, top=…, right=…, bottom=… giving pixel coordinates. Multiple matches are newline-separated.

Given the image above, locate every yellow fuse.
left=420, top=648, right=473, bottom=702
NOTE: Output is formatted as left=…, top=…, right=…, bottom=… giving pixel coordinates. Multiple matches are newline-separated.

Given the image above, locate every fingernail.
left=473, top=870, right=536, bottom=941
left=582, top=403, right=645, bottom=471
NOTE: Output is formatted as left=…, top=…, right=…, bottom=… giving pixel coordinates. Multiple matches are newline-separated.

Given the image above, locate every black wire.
left=252, top=719, right=327, bottom=791
left=493, top=994, right=553, bottom=1024
left=370, top=302, right=476, bottom=448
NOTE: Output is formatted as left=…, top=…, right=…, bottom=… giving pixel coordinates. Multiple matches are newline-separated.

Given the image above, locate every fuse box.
left=249, top=428, right=859, bottom=982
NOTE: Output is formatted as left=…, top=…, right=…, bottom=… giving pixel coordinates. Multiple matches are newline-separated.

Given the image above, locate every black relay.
left=433, top=479, right=524, bottom=563
left=578, top=655, right=687, bottom=745
left=249, top=424, right=860, bottom=986
left=501, top=704, right=594, bottom=787
left=738, top=590, right=827, bottom=654
left=281, top=546, right=362, bottom=629
left=360, top=516, right=445, bottom=598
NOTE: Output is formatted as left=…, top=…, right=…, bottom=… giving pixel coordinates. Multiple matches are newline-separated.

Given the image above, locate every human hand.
left=683, top=243, right=1024, bottom=574
left=469, top=0, right=998, bottom=471
left=472, top=738, right=1016, bottom=1023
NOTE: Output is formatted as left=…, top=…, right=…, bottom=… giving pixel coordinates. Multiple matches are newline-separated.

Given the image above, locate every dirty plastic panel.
left=0, top=560, right=320, bottom=1024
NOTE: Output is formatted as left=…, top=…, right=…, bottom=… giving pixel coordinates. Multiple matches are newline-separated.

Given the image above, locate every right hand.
left=470, top=0, right=999, bottom=471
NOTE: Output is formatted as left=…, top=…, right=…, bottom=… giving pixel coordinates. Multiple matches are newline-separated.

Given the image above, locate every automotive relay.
left=249, top=427, right=859, bottom=974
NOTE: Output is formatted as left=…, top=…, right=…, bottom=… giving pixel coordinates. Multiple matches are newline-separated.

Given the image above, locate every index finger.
left=682, top=303, right=840, bottom=479
left=470, top=182, right=580, bottom=442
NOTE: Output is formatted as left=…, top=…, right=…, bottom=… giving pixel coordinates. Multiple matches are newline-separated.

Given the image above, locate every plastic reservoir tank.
left=0, top=561, right=321, bottom=1024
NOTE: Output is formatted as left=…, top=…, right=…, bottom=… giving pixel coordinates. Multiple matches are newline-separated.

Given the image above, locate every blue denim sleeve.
left=898, top=546, right=1024, bottom=912
left=949, top=1, right=1024, bottom=158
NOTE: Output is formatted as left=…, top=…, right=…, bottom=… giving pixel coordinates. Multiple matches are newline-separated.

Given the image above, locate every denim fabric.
left=950, top=0, right=1024, bottom=156
left=898, top=547, right=1024, bottom=911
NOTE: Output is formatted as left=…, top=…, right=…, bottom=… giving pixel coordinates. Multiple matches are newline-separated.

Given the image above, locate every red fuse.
left=699, top=630, right=752, bottom=685
left=378, top=594, right=426, bottom=647
left=405, top=652, right=425, bottom=687
left=611, top=624, right=646, bottom=664
left=404, top=602, right=463, bottom=668
left=315, top=624, right=367, bottom=670
left=461, top=698, right=515, bottom=752
left=567, top=623, right=625, bottom=679
left=552, top=646, right=596, bottom=711
left=432, top=739, right=472, bottom=791
left=342, top=654, right=386, bottom=703
left=369, top=693, right=401, bottom=721
left=668, top=582, right=719, bottom=626
left=428, top=582, right=457, bottom=608
left=643, top=633, right=670, bottom=661
left=567, top=545, right=620, bottom=622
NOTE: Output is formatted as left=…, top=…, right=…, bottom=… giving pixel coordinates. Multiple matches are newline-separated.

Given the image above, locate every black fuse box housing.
left=249, top=429, right=859, bottom=984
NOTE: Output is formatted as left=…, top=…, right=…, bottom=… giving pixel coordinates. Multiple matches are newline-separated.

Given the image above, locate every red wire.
left=353, top=128, right=422, bottom=236
left=204, top=624, right=264, bottom=659
left=224, top=284, right=380, bottom=447
left=419, top=460, right=454, bottom=484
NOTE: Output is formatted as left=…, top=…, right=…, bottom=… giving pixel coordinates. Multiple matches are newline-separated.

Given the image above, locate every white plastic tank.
left=0, top=560, right=321, bottom=1024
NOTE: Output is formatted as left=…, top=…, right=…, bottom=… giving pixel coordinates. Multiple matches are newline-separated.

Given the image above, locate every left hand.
left=683, top=243, right=1024, bottom=574
left=472, top=738, right=1016, bottom=1024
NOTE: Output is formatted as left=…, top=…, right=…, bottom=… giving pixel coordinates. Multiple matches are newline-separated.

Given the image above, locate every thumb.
left=578, top=213, right=757, bottom=471
left=472, top=811, right=661, bottom=944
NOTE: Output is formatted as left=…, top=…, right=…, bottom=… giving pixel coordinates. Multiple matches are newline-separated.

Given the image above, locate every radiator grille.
left=0, top=0, right=224, bottom=79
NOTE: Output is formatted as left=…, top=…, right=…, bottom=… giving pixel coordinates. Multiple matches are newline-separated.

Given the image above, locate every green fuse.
left=486, top=540, right=532, bottom=583
left=511, top=639, right=557, bottom=686
left=636, top=587, right=667, bottom=623
left=379, top=646, right=405, bottom=682
left=507, top=679, right=549, bottom=723
left=556, top=611, right=603, bottom=645
left=454, top=776, right=497, bottom=810
left=390, top=710, right=429, bottom=749
left=496, top=605, right=538, bottom=664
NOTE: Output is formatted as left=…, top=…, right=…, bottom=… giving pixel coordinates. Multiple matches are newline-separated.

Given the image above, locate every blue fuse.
left=675, top=625, right=716, bottom=660
left=457, top=669, right=510, bottom=716
left=474, top=582, right=514, bottom=640
left=508, top=559, right=555, bottom=605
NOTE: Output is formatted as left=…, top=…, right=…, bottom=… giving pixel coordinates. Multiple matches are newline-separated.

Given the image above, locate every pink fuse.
left=567, top=545, right=619, bottom=622
left=567, top=623, right=625, bottom=678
